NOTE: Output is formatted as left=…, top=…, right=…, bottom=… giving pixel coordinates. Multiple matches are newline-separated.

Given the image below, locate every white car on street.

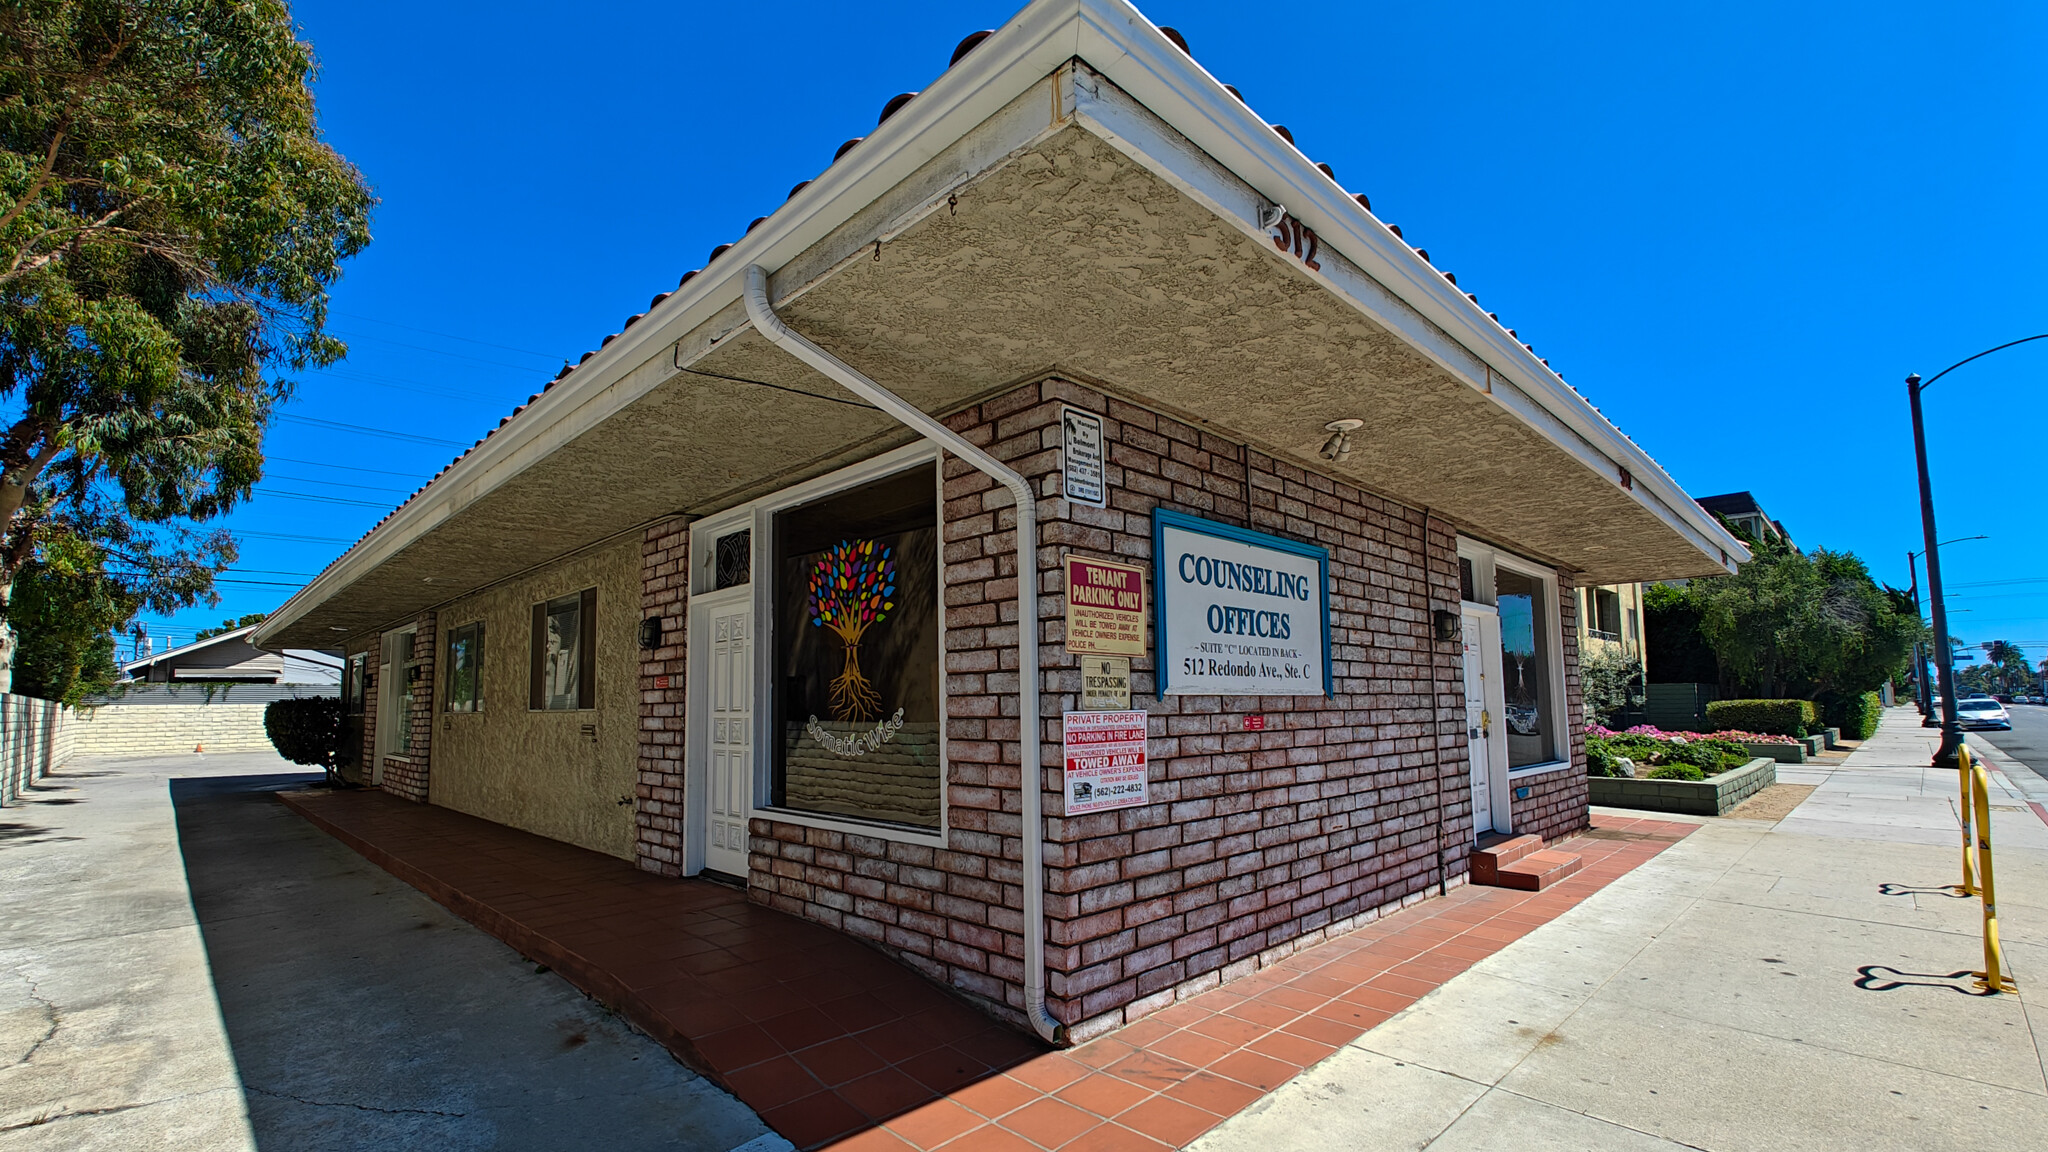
left=1957, top=697, right=2013, bottom=730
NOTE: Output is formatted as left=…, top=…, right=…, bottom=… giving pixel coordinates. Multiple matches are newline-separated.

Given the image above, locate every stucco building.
left=254, top=0, right=1747, bottom=1042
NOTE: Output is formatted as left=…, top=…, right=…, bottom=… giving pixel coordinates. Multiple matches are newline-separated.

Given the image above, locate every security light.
left=1320, top=419, right=1363, bottom=462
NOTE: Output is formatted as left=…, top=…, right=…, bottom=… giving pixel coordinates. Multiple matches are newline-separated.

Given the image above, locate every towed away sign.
left=1063, top=710, right=1148, bottom=815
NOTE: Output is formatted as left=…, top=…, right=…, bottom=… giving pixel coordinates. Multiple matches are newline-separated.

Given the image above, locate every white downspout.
left=742, top=265, right=1063, bottom=1045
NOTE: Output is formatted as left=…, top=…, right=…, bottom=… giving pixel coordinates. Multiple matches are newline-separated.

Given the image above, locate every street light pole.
left=1907, top=373, right=1966, bottom=766
left=1906, top=550, right=1929, bottom=722
left=1905, top=331, right=2048, bottom=766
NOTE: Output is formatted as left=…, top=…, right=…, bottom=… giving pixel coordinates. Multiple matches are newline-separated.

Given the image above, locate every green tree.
left=7, top=521, right=130, bottom=704
left=1687, top=531, right=1917, bottom=701
left=0, top=0, right=373, bottom=692
left=194, top=610, right=265, bottom=642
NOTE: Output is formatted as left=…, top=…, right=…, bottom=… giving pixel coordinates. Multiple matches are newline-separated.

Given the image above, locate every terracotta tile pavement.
left=276, top=790, right=1691, bottom=1150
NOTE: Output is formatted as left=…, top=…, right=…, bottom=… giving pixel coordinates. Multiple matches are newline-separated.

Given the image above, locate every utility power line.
left=274, top=413, right=465, bottom=448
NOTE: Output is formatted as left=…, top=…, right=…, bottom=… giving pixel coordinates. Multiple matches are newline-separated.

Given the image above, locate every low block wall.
left=69, top=702, right=272, bottom=757
left=0, top=693, right=72, bottom=805
left=1741, top=741, right=1805, bottom=764
left=1589, top=757, right=1777, bottom=817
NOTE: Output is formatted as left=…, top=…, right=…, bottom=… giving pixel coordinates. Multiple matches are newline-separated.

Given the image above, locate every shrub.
left=1580, top=647, right=1645, bottom=728
left=1646, top=763, right=1706, bottom=781
left=265, top=697, right=344, bottom=783
left=1825, top=691, right=1884, bottom=740
left=1706, top=699, right=1816, bottom=737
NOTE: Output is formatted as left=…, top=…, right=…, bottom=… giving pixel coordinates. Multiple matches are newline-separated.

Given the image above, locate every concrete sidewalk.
left=1193, top=708, right=2048, bottom=1151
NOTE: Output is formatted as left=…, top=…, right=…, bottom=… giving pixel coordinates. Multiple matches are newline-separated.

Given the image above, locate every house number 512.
left=1272, top=213, right=1321, bottom=272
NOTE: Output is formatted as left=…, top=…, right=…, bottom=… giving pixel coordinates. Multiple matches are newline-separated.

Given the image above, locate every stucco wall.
left=428, top=536, right=640, bottom=859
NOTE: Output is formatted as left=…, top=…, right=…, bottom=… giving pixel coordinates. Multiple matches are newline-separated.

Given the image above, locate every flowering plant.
left=1586, top=723, right=1796, bottom=746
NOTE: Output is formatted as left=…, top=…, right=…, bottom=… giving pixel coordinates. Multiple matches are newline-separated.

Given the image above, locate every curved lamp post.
left=1909, top=334, right=2048, bottom=766
left=1907, top=536, right=1988, bottom=722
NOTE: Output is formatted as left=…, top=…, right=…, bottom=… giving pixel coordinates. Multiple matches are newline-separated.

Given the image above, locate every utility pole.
left=1907, top=373, right=1965, bottom=766
left=1906, top=550, right=1930, bottom=722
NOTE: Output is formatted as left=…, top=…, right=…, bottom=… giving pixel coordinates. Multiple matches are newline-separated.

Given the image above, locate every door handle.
left=1481, top=710, right=1491, bottom=729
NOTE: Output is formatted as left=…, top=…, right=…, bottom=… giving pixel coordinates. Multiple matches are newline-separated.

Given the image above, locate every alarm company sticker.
left=1063, top=710, right=1149, bottom=815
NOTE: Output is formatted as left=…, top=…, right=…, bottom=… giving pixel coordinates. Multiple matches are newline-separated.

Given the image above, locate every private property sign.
left=1153, top=508, right=1332, bottom=697
left=1063, top=710, right=1149, bottom=814
left=1064, top=556, right=1146, bottom=656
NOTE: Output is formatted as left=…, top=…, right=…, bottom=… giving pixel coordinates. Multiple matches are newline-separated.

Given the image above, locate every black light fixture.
left=1434, top=609, right=1460, bottom=643
left=638, top=617, right=663, bottom=650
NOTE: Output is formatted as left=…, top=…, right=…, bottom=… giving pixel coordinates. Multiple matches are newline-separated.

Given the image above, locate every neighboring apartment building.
left=1576, top=582, right=1646, bottom=669
left=1694, top=491, right=1794, bottom=550
left=253, top=0, right=1748, bottom=1042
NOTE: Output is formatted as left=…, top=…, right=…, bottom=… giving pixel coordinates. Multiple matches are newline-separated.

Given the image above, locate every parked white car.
left=1956, top=697, right=2013, bottom=731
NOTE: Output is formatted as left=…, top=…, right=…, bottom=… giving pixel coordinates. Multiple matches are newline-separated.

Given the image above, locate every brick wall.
left=748, top=377, right=1496, bottom=1035
left=380, top=611, right=436, bottom=802
left=637, top=517, right=691, bottom=875
left=1509, top=571, right=1589, bottom=843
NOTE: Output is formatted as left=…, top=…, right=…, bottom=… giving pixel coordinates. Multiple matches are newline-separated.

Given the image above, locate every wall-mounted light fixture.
left=638, top=617, right=663, bottom=650
left=1434, top=609, right=1461, bottom=642
left=1320, top=419, right=1363, bottom=462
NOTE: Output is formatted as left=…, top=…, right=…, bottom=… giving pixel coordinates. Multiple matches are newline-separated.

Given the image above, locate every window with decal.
left=771, top=464, right=940, bottom=828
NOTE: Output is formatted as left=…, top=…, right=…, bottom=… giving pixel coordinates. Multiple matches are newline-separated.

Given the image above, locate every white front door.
left=1461, top=608, right=1506, bottom=837
left=702, top=600, right=753, bottom=878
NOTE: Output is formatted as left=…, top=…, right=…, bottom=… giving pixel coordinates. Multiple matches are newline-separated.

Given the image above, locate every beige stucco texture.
left=269, top=107, right=1712, bottom=649
left=427, top=537, right=640, bottom=859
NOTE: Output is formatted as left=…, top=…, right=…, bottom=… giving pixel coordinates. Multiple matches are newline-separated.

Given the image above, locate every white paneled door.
left=704, top=603, right=753, bottom=878
left=1462, top=608, right=1507, bottom=838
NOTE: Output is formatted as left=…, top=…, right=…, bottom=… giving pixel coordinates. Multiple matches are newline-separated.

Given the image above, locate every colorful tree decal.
left=807, top=539, right=897, bottom=720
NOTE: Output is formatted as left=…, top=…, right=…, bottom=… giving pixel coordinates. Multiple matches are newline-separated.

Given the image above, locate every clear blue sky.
left=142, top=0, right=2048, bottom=674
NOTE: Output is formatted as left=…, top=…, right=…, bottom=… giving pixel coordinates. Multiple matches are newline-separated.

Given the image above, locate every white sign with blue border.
left=1152, top=509, right=1333, bottom=697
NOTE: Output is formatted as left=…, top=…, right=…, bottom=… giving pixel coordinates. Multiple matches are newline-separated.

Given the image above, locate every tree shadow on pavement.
left=169, top=772, right=770, bottom=1152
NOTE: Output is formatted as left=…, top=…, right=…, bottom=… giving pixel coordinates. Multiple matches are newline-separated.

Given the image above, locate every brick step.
left=1485, top=848, right=1583, bottom=891
left=1470, top=834, right=1582, bottom=890
left=1472, top=832, right=1544, bottom=872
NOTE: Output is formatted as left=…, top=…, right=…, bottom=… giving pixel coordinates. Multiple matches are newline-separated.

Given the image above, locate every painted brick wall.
left=637, top=516, right=691, bottom=876
left=748, top=377, right=1510, bottom=1035
left=1509, top=571, right=1590, bottom=843
left=67, top=703, right=272, bottom=757
left=0, top=694, right=71, bottom=805
left=380, top=611, right=436, bottom=802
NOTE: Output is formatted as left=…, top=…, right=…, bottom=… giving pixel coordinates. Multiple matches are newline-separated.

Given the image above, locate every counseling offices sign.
left=1153, top=509, right=1332, bottom=697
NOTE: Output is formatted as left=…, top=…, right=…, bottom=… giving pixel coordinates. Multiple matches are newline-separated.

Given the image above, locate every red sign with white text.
left=1063, top=710, right=1149, bottom=815
left=1065, top=556, right=1147, bottom=656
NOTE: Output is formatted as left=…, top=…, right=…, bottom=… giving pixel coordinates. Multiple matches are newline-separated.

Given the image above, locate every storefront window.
left=1496, top=568, right=1556, bottom=767
left=771, top=464, right=941, bottom=828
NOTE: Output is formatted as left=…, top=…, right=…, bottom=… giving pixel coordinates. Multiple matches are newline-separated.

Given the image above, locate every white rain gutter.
left=741, top=265, right=1063, bottom=1045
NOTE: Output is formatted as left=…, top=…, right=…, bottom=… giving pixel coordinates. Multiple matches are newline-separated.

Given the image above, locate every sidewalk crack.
left=244, top=1085, right=467, bottom=1118
left=4, top=970, right=60, bottom=1069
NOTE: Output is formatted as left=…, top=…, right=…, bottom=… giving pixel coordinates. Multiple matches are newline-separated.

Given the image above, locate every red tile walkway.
left=278, top=790, right=1692, bottom=1151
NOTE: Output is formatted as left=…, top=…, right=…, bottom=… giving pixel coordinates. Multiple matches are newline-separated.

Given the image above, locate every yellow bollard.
left=1953, top=746, right=1981, bottom=897
left=1966, top=749, right=2017, bottom=993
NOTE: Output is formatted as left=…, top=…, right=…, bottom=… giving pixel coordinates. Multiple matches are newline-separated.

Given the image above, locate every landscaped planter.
left=1741, top=741, right=1804, bottom=764
left=1801, top=734, right=1827, bottom=756
left=1589, top=757, right=1777, bottom=817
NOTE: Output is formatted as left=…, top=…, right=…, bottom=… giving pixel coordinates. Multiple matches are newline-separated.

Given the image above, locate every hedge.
left=1828, top=691, right=1884, bottom=740
left=265, top=697, right=344, bottom=783
left=1705, top=698, right=1816, bottom=737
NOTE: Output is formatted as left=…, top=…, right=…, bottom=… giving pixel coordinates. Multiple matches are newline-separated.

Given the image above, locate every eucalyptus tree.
left=0, top=0, right=372, bottom=692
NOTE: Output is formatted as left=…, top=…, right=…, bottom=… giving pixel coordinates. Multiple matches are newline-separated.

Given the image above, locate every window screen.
left=1496, top=568, right=1556, bottom=767
left=446, top=621, right=484, bottom=712
left=771, top=464, right=940, bottom=828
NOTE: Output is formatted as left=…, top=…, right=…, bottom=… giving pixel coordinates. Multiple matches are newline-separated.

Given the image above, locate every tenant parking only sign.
left=1063, top=710, right=1149, bottom=814
left=1064, top=555, right=1146, bottom=656
left=1153, top=508, right=1331, bottom=697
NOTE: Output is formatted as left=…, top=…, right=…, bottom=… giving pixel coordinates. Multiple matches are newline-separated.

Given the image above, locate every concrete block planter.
left=1801, top=734, right=1827, bottom=756
left=1742, top=741, right=1805, bottom=764
left=1589, top=757, right=1778, bottom=817
left=1821, top=727, right=1842, bottom=750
